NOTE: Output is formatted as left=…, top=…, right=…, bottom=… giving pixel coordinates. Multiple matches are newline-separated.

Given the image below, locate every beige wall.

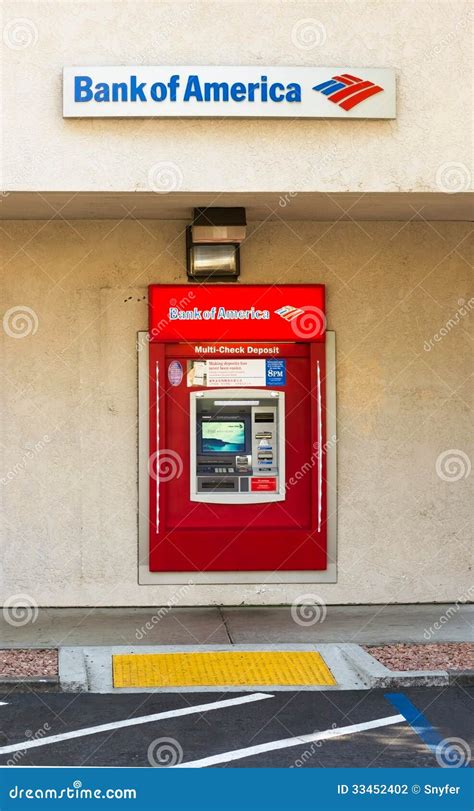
left=2, top=0, right=473, bottom=194
left=0, top=219, right=472, bottom=606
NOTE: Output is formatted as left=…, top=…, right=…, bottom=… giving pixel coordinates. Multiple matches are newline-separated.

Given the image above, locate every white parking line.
left=0, top=692, right=273, bottom=756
left=175, top=713, right=406, bottom=767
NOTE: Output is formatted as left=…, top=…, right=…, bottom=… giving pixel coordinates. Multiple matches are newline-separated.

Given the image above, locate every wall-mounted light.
left=186, top=207, right=246, bottom=281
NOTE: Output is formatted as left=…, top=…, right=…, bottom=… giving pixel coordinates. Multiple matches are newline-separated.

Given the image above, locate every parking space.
left=0, top=687, right=472, bottom=768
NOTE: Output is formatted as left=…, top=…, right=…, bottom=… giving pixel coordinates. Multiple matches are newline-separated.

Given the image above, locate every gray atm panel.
left=190, top=388, right=285, bottom=504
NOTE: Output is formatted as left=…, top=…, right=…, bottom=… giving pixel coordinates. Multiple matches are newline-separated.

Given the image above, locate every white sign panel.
left=63, top=66, right=396, bottom=119
left=207, top=359, right=266, bottom=388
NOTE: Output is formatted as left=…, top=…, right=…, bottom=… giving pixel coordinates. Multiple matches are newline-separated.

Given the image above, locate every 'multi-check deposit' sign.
left=63, top=66, right=396, bottom=118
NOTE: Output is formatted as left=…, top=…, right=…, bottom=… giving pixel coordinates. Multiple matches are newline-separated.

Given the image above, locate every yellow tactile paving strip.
left=113, top=651, right=336, bottom=688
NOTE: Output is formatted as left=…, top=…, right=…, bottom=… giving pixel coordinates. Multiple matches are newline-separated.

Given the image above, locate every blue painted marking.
left=385, top=693, right=442, bottom=752
left=385, top=693, right=469, bottom=766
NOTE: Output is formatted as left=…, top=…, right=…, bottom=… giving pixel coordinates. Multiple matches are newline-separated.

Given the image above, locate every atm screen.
left=201, top=421, right=245, bottom=453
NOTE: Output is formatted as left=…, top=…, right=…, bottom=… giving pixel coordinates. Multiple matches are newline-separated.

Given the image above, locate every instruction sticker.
left=251, top=477, right=277, bottom=492
left=187, top=358, right=287, bottom=387
left=168, top=360, right=183, bottom=386
left=265, top=359, right=286, bottom=385
left=207, top=359, right=265, bottom=387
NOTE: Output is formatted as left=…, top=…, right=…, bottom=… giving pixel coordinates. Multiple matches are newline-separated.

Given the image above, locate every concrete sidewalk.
left=1, top=604, right=472, bottom=647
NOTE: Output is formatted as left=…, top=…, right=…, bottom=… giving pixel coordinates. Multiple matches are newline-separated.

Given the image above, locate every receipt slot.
left=148, top=283, right=327, bottom=572
left=191, top=389, right=285, bottom=503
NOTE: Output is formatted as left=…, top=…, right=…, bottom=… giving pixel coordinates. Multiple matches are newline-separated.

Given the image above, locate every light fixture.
left=186, top=207, right=246, bottom=281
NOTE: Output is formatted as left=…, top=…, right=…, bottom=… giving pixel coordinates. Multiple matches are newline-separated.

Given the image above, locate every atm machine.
left=148, top=283, right=327, bottom=573
left=191, top=389, right=285, bottom=503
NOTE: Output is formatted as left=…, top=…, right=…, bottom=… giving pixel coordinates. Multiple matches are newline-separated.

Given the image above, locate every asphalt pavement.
left=0, top=687, right=472, bottom=768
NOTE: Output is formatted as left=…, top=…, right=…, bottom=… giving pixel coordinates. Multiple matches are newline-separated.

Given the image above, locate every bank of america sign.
left=63, top=66, right=396, bottom=119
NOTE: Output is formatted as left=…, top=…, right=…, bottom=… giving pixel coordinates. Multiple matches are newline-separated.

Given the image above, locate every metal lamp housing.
left=186, top=228, right=240, bottom=280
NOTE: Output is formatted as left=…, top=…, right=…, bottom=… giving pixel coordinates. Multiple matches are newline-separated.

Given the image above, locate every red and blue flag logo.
left=274, top=305, right=305, bottom=321
left=313, top=73, right=384, bottom=111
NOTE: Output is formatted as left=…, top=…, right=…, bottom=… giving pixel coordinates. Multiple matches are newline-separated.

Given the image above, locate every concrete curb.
left=0, top=676, right=59, bottom=692
left=342, top=646, right=451, bottom=687
left=56, top=644, right=472, bottom=693
left=318, top=644, right=369, bottom=690
left=58, top=647, right=88, bottom=692
left=60, top=643, right=368, bottom=693
left=447, top=669, right=474, bottom=687
left=340, top=644, right=390, bottom=683
left=370, top=670, right=450, bottom=688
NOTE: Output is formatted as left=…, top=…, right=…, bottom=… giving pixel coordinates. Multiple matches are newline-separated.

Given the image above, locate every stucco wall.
left=2, top=0, right=472, bottom=194
left=1, top=220, right=472, bottom=606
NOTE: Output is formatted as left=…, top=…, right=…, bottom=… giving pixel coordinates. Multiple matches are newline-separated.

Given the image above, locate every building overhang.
left=0, top=191, right=472, bottom=221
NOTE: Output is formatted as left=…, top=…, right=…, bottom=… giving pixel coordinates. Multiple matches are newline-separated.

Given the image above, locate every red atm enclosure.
left=148, top=284, right=327, bottom=572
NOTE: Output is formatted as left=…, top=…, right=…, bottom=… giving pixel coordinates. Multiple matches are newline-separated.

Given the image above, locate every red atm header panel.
left=149, top=284, right=325, bottom=343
